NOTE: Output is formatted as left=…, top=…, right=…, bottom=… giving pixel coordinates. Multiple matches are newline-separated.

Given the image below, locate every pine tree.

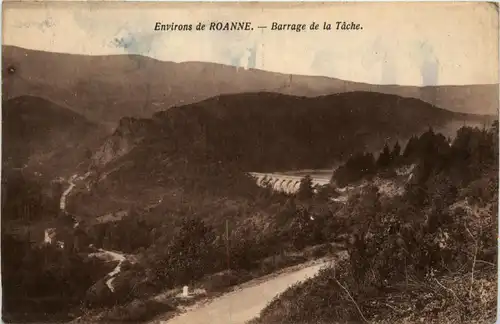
left=297, top=175, right=314, bottom=200
left=377, top=143, right=391, bottom=169
left=403, top=136, right=417, bottom=160
left=391, top=141, right=401, bottom=163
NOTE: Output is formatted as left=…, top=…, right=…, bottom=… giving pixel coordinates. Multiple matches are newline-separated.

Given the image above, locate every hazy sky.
left=3, top=2, right=498, bottom=86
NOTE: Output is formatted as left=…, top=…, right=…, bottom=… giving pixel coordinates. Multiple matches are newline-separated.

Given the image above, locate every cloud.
left=13, top=17, right=55, bottom=31
left=418, top=41, right=440, bottom=86
left=234, top=44, right=257, bottom=70
left=111, top=29, right=157, bottom=56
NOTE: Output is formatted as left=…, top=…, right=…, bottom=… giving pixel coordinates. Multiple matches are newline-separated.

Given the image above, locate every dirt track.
left=161, top=259, right=333, bottom=324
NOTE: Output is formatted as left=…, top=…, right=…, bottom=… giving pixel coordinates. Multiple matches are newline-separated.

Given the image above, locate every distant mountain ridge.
left=91, top=91, right=495, bottom=173
left=3, top=45, right=498, bottom=127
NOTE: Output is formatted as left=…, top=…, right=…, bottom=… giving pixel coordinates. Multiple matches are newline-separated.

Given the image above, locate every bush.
left=258, top=254, right=308, bottom=275
left=2, top=234, right=111, bottom=321
left=202, top=270, right=240, bottom=292
left=100, top=299, right=175, bottom=322
left=333, top=152, right=376, bottom=187
left=296, top=175, right=314, bottom=201
left=305, top=243, right=335, bottom=258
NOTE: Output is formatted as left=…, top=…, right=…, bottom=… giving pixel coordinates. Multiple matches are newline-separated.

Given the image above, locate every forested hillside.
left=252, top=122, right=499, bottom=324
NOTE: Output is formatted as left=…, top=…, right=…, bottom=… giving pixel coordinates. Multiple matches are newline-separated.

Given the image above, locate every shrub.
left=100, top=299, right=175, bottom=322
left=296, top=175, right=314, bottom=201
left=306, top=243, right=335, bottom=258
left=202, top=270, right=240, bottom=292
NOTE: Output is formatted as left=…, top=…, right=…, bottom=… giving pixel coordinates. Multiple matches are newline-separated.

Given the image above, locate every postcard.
left=2, top=2, right=498, bottom=324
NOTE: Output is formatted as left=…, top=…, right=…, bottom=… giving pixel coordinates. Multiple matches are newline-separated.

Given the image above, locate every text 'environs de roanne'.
left=154, top=21, right=253, bottom=31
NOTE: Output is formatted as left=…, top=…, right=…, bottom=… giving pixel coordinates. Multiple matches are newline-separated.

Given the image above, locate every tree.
left=2, top=234, right=105, bottom=319
left=376, top=143, right=391, bottom=169
left=490, top=120, right=499, bottom=164
left=275, top=197, right=297, bottom=226
left=332, top=152, right=377, bottom=187
left=315, top=184, right=337, bottom=202
left=153, top=217, right=218, bottom=287
left=391, top=141, right=401, bottom=162
left=297, top=175, right=314, bottom=200
left=2, top=171, right=59, bottom=222
left=403, top=136, right=418, bottom=161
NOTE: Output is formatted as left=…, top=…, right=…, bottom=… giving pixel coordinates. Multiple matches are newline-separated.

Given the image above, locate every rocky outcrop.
left=91, top=117, right=154, bottom=167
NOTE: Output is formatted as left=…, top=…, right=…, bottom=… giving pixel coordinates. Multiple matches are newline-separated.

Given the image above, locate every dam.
left=249, top=172, right=331, bottom=194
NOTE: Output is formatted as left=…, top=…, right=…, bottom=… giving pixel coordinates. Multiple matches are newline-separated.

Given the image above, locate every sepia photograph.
left=1, top=2, right=499, bottom=324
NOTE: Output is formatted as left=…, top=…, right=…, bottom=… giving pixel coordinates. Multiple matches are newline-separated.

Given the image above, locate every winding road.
left=102, top=249, right=126, bottom=292
left=87, top=248, right=127, bottom=292
left=59, top=172, right=91, bottom=212
left=59, top=172, right=128, bottom=292
left=58, top=171, right=335, bottom=320
left=162, top=260, right=332, bottom=324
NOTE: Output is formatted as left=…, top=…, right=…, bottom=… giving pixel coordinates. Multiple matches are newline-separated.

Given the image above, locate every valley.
left=1, top=45, right=498, bottom=324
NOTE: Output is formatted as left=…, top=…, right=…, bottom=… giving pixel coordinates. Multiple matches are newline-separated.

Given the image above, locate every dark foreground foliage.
left=252, top=123, right=498, bottom=324
left=1, top=233, right=113, bottom=323
left=2, top=122, right=497, bottom=323
left=1, top=160, right=345, bottom=323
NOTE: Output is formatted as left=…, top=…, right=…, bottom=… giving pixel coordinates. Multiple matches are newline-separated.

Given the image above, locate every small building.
left=44, top=228, right=57, bottom=244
